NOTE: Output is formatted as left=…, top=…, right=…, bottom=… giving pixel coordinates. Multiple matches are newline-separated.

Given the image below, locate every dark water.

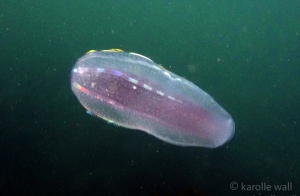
left=1, top=1, right=299, bottom=195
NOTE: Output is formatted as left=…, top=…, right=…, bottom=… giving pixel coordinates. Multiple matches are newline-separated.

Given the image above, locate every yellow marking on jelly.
left=102, top=49, right=124, bottom=52
left=86, top=50, right=97, bottom=54
left=130, top=52, right=153, bottom=62
left=158, top=64, right=172, bottom=73
left=158, top=64, right=166, bottom=70
left=72, top=82, right=81, bottom=89
left=101, top=116, right=119, bottom=125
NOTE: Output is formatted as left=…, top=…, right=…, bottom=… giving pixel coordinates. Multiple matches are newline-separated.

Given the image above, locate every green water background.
left=1, top=1, right=299, bottom=195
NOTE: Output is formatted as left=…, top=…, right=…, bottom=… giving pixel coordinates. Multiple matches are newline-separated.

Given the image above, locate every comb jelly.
left=71, top=49, right=235, bottom=148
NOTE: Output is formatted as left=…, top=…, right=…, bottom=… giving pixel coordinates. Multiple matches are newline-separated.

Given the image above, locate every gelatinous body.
left=71, top=50, right=235, bottom=148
